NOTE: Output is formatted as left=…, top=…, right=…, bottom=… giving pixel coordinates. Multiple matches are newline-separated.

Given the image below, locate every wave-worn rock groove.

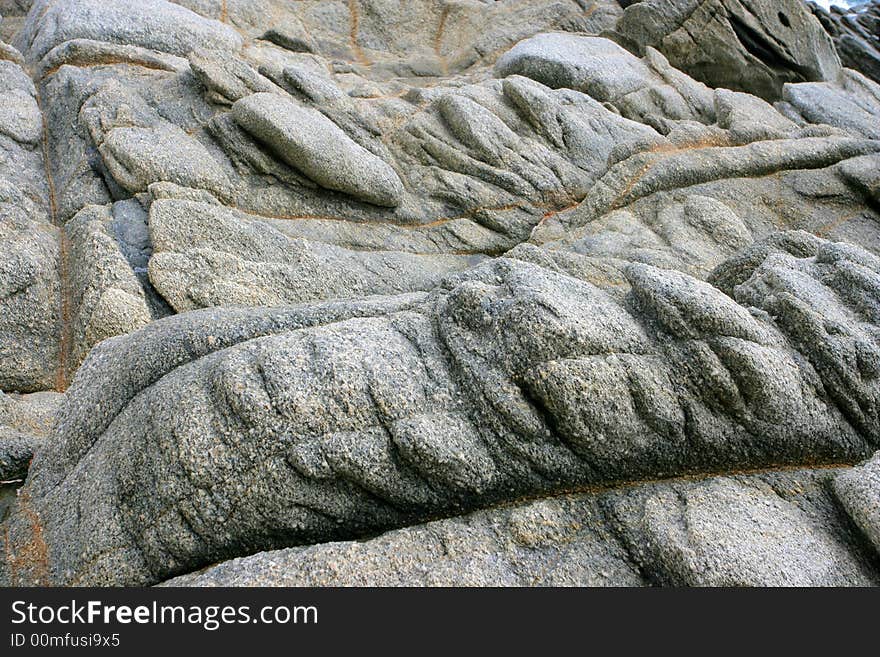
left=0, top=0, right=879, bottom=587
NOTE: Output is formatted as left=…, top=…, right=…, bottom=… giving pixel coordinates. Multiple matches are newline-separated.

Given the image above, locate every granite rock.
left=3, top=236, right=879, bottom=585
left=810, top=0, right=880, bottom=84
left=165, top=468, right=878, bottom=587
left=0, top=391, right=63, bottom=481
left=612, top=0, right=841, bottom=100
left=0, top=0, right=878, bottom=588
left=834, top=452, right=880, bottom=555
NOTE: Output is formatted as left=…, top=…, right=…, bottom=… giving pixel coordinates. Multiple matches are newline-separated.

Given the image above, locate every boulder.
left=612, top=0, right=841, bottom=100
left=233, top=93, right=405, bottom=207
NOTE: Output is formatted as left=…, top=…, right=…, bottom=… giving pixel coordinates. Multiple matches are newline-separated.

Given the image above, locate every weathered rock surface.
left=147, top=198, right=481, bottom=312
left=64, top=204, right=154, bottom=377
left=17, top=0, right=243, bottom=63
left=3, top=234, right=880, bottom=585
left=783, top=68, right=880, bottom=140
left=165, top=468, right=879, bottom=587
left=98, top=125, right=231, bottom=197
left=496, top=34, right=717, bottom=123
left=810, top=0, right=880, bottom=84
left=834, top=451, right=880, bottom=555
left=0, top=0, right=879, bottom=587
left=0, top=58, right=60, bottom=393
left=612, top=0, right=841, bottom=100
left=233, top=93, right=405, bottom=207
left=605, top=468, right=879, bottom=586
left=0, top=390, right=63, bottom=481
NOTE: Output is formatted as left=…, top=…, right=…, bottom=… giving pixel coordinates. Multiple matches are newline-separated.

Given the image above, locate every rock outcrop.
left=4, top=235, right=880, bottom=585
left=166, top=468, right=879, bottom=587
left=0, top=390, right=63, bottom=481
left=810, top=0, right=880, bottom=84
left=1, top=0, right=879, bottom=587
left=0, top=58, right=60, bottom=393
left=611, top=0, right=841, bottom=100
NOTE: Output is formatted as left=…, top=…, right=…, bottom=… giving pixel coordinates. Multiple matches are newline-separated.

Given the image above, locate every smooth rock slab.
left=495, top=33, right=715, bottom=123
left=497, top=32, right=658, bottom=98
left=147, top=198, right=481, bottom=312
left=783, top=70, right=880, bottom=140
left=0, top=391, right=63, bottom=481
left=606, top=470, right=879, bottom=586
left=233, top=93, right=405, bottom=207
left=164, top=493, right=645, bottom=587
left=99, top=126, right=231, bottom=198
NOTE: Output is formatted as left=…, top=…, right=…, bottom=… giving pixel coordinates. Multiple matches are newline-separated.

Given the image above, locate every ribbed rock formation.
left=0, top=0, right=878, bottom=587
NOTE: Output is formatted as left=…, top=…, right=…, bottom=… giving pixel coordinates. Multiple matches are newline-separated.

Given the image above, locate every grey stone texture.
left=232, top=93, right=405, bottom=207
left=809, top=0, right=880, bottom=84
left=611, top=0, right=841, bottom=100
left=166, top=468, right=879, bottom=587
left=0, top=57, right=60, bottom=393
left=0, top=390, right=63, bottom=481
left=834, top=452, right=880, bottom=555
left=0, top=0, right=879, bottom=587
left=4, top=235, right=880, bottom=585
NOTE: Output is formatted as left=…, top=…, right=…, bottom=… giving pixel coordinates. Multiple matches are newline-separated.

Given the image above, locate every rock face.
left=611, top=0, right=841, bottom=100
left=834, top=453, right=880, bottom=555
left=166, top=468, right=879, bottom=587
left=232, top=93, right=405, bottom=207
left=1, top=0, right=879, bottom=587
left=0, top=59, right=60, bottom=393
left=809, top=0, right=880, bottom=84
left=4, top=237, right=880, bottom=586
left=17, top=0, right=243, bottom=63
left=0, top=390, right=63, bottom=481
